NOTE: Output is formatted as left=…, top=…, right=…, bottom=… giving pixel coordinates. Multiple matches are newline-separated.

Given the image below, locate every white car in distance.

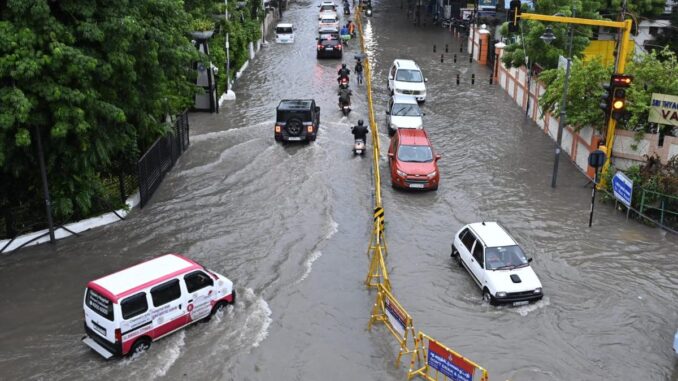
left=387, top=59, right=427, bottom=102
left=451, top=222, right=543, bottom=306
left=386, top=94, right=424, bottom=135
left=275, top=23, right=295, bottom=43
left=319, top=15, right=339, bottom=30
left=318, top=2, right=338, bottom=20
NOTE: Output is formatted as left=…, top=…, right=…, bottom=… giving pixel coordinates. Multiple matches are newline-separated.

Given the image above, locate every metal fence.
left=138, top=111, right=190, bottom=208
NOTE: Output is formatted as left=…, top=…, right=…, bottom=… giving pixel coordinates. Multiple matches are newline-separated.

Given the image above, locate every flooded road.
left=1, top=1, right=677, bottom=380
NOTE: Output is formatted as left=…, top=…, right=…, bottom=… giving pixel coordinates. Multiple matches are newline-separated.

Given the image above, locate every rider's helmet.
left=358, top=119, right=364, bottom=126
left=342, top=63, right=347, bottom=68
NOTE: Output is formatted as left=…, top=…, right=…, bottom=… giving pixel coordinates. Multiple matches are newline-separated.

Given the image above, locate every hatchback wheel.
left=483, top=289, right=496, bottom=305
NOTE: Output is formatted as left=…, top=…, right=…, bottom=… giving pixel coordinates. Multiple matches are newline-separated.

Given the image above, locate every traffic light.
left=611, top=87, right=629, bottom=121
left=610, top=74, right=633, bottom=122
left=507, top=0, right=521, bottom=33
left=599, top=83, right=612, bottom=115
left=611, top=74, right=633, bottom=88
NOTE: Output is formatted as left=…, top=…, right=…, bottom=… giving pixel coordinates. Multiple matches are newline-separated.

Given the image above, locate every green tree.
left=624, top=47, right=678, bottom=132
left=538, top=58, right=611, bottom=131
left=502, top=0, right=604, bottom=69
left=0, top=0, right=198, bottom=218
left=604, top=0, right=667, bottom=17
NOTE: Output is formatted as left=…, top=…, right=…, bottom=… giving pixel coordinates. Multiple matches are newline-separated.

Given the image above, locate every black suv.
left=316, top=27, right=342, bottom=58
left=274, top=99, right=320, bottom=143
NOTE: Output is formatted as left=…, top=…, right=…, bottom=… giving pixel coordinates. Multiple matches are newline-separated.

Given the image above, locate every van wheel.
left=211, top=301, right=228, bottom=317
left=483, top=289, right=496, bottom=306
left=129, top=338, right=151, bottom=357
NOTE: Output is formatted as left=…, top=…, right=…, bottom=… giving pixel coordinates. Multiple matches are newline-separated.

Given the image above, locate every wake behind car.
left=316, top=27, right=342, bottom=58
left=275, top=99, right=320, bottom=143
left=386, top=94, right=424, bottom=135
left=388, top=128, right=440, bottom=190
left=451, top=222, right=543, bottom=306
left=82, top=254, right=235, bottom=358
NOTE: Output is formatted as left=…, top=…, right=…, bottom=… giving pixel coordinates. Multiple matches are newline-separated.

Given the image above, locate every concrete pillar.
left=478, top=24, right=490, bottom=65
left=493, top=42, right=506, bottom=83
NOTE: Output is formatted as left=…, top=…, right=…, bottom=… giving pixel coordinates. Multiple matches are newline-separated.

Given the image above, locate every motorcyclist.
left=351, top=119, right=369, bottom=142
left=347, top=20, right=356, bottom=37
left=338, top=86, right=352, bottom=108
left=354, top=58, right=363, bottom=85
left=340, top=24, right=350, bottom=45
left=337, top=64, right=350, bottom=83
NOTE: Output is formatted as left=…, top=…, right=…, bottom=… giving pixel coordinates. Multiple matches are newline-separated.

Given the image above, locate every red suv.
left=388, top=129, right=440, bottom=190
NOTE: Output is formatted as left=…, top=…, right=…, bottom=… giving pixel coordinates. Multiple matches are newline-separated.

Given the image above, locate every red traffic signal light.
left=611, top=74, right=633, bottom=88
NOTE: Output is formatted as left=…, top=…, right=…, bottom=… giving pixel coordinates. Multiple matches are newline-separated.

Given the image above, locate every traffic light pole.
left=517, top=13, right=633, bottom=187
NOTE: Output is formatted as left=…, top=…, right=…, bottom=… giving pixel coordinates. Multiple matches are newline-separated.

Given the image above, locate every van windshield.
left=276, top=27, right=293, bottom=34
left=396, top=69, right=423, bottom=82
left=86, top=288, right=114, bottom=321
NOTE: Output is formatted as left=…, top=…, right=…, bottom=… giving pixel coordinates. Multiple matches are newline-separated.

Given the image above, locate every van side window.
left=151, top=279, right=181, bottom=307
left=460, top=229, right=476, bottom=251
left=472, top=242, right=484, bottom=267
left=184, top=271, right=214, bottom=293
left=121, top=292, right=148, bottom=320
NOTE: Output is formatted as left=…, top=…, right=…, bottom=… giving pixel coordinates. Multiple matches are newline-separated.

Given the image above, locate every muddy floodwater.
left=1, top=1, right=677, bottom=380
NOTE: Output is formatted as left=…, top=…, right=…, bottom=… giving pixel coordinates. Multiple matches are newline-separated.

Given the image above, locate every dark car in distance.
left=274, top=99, right=320, bottom=143
left=316, top=27, right=342, bottom=59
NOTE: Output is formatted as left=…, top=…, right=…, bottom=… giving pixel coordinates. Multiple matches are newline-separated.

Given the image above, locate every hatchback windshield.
left=320, top=5, right=336, bottom=11
left=397, top=145, right=433, bottom=162
left=276, top=27, right=293, bottom=34
left=484, top=245, right=529, bottom=270
left=392, top=103, right=422, bottom=116
left=321, top=18, right=336, bottom=23
left=395, top=69, right=423, bottom=82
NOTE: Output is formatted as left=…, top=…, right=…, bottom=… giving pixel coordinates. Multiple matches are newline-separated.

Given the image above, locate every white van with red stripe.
left=82, top=254, right=235, bottom=359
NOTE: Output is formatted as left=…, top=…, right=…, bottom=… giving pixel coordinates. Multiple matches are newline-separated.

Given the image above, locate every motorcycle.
left=365, top=6, right=372, bottom=17
left=343, top=5, right=350, bottom=15
left=353, top=138, right=365, bottom=155
left=338, top=76, right=350, bottom=89
left=340, top=101, right=351, bottom=116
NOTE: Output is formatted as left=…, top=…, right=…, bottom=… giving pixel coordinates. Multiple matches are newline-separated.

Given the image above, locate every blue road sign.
left=612, top=171, right=633, bottom=207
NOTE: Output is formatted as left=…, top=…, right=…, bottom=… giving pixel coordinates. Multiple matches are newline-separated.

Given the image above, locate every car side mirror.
left=422, top=113, right=426, bottom=116
left=528, top=257, right=533, bottom=263
left=388, top=152, right=394, bottom=158
left=385, top=110, right=390, bottom=115
left=315, top=37, right=319, bottom=40
left=435, top=154, right=441, bottom=161
left=315, top=106, right=320, bottom=112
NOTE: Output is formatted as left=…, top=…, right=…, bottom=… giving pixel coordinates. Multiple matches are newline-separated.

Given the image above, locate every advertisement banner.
left=427, top=340, right=475, bottom=381
left=478, top=0, right=497, bottom=8
left=649, top=93, right=678, bottom=127
left=384, top=292, right=407, bottom=338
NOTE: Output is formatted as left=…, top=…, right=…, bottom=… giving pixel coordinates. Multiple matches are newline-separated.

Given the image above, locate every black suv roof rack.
left=278, top=99, right=313, bottom=110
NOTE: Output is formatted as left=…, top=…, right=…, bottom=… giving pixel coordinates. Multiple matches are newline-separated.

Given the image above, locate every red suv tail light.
left=317, top=44, right=322, bottom=50
left=115, top=328, right=122, bottom=342
left=337, top=44, right=342, bottom=49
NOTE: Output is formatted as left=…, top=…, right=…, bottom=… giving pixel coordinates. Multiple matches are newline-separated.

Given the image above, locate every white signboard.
left=649, top=93, right=678, bottom=127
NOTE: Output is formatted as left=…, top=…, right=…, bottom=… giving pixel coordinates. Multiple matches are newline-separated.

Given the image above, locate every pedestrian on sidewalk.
left=354, top=58, right=364, bottom=85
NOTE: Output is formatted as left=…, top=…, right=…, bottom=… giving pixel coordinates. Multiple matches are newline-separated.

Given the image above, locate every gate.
left=138, top=111, right=190, bottom=208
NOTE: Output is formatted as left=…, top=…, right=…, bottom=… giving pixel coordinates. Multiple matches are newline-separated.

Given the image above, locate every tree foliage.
left=538, top=58, right=611, bottom=131
left=502, top=0, right=604, bottom=69
left=0, top=0, right=198, bottom=218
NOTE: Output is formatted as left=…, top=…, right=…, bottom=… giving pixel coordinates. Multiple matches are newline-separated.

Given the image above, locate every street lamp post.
left=33, top=126, right=55, bottom=244
left=541, top=13, right=575, bottom=188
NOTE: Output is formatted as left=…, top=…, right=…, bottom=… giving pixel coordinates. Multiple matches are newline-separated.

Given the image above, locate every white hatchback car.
left=451, top=222, right=543, bottom=306
left=275, top=23, right=294, bottom=43
left=387, top=59, right=427, bottom=102
left=386, top=94, right=424, bottom=135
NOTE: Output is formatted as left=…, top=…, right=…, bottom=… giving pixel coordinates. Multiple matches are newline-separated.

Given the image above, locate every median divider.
left=355, top=10, right=490, bottom=380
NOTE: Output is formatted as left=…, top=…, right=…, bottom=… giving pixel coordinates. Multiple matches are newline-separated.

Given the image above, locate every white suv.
left=451, top=222, right=543, bottom=306
left=385, top=94, right=424, bottom=135
left=387, top=59, right=427, bottom=102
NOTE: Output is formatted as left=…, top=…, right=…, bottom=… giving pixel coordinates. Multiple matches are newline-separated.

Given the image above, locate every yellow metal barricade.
left=408, top=332, right=488, bottom=381
left=368, top=283, right=417, bottom=366
left=356, top=10, right=390, bottom=292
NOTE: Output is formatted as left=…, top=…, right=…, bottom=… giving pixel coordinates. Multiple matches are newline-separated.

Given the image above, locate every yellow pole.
left=599, top=19, right=633, bottom=187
